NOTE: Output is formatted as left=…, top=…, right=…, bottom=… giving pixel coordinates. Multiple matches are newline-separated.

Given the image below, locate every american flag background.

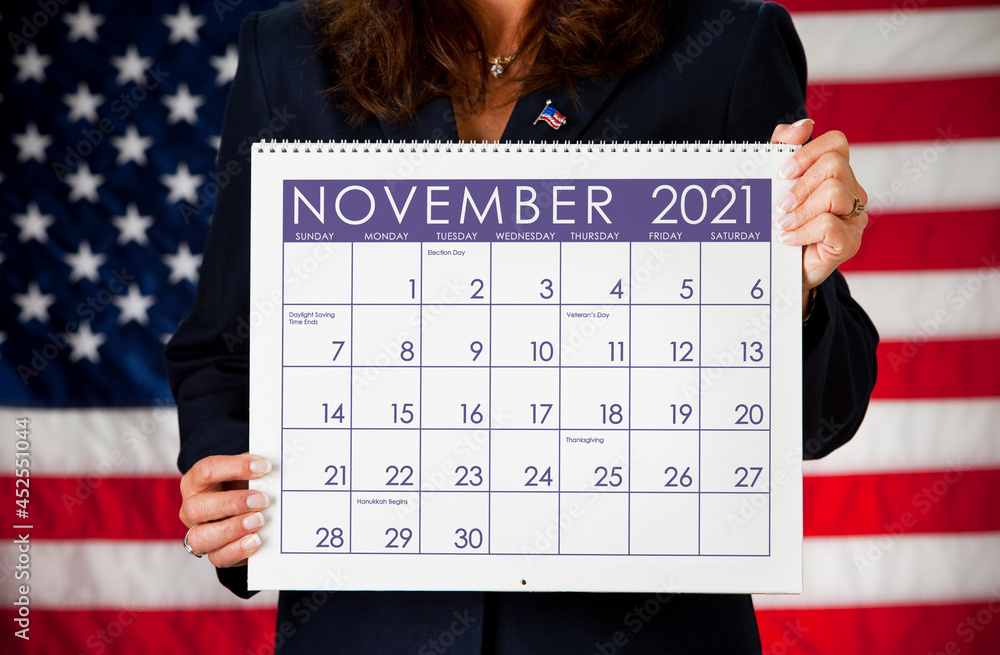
left=0, top=0, right=998, bottom=652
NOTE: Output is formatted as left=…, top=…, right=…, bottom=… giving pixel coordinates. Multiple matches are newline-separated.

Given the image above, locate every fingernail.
left=243, top=512, right=265, bottom=531
left=247, top=493, right=269, bottom=509
left=249, top=458, right=272, bottom=475
left=777, top=192, right=796, bottom=213
left=779, top=159, right=799, bottom=180
left=780, top=231, right=798, bottom=245
left=241, top=533, right=262, bottom=551
left=792, top=118, right=815, bottom=128
left=777, top=213, right=795, bottom=229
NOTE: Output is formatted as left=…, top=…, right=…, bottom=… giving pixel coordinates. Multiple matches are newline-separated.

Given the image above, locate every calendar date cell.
left=420, top=306, right=490, bottom=366
left=281, top=430, right=351, bottom=491
left=420, top=492, right=490, bottom=554
left=630, top=431, right=699, bottom=492
left=561, top=242, right=631, bottom=304
left=281, top=492, right=351, bottom=553
left=421, top=430, right=490, bottom=492
left=491, top=242, right=561, bottom=304
left=353, top=242, right=422, bottom=303
left=490, top=368, right=559, bottom=429
left=701, top=305, right=770, bottom=368
left=351, top=493, right=420, bottom=553
left=422, top=243, right=491, bottom=305
left=560, top=431, right=629, bottom=492
left=629, top=242, right=700, bottom=305
left=700, top=431, right=769, bottom=493
left=283, top=243, right=351, bottom=304
left=421, top=368, right=489, bottom=429
left=560, top=305, right=630, bottom=367
left=490, top=306, right=560, bottom=367
left=700, top=242, right=770, bottom=305
left=352, top=368, right=420, bottom=428
left=629, top=493, right=699, bottom=555
left=700, top=367, right=769, bottom=431
left=490, top=430, right=559, bottom=492
left=559, top=369, right=629, bottom=429
left=350, top=430, right=420, bottom=491
left=282, top=368, right=351, bottom=429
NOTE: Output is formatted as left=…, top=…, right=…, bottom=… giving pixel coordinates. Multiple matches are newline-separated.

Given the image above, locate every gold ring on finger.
left=841, top=196, right=867, bottom=220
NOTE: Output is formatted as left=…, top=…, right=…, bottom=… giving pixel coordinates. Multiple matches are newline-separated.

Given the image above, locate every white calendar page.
left=248, top=141, right=803, bottom=594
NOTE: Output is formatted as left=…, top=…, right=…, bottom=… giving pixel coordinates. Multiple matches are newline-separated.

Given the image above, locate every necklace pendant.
left=490, top=62, right=505, bottom=77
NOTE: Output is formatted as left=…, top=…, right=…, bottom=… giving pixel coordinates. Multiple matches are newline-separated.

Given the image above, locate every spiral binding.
left=257, top=140, right=795, bottom=154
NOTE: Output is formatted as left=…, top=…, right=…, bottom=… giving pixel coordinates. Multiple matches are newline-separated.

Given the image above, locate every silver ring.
left=184, top=525, right=205, bottom=558
left=842, top=196, right=867, bottom=220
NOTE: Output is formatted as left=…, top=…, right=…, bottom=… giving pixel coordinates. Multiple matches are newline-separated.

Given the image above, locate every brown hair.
left=306, top=0, right=667, bottom=125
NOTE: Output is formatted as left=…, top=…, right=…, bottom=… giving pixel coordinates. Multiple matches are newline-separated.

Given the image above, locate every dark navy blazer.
left=165, top=1, right=879, bottom=652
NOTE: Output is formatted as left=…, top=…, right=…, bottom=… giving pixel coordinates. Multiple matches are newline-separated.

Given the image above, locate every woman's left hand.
left=770, top=120, right=869, bottom=312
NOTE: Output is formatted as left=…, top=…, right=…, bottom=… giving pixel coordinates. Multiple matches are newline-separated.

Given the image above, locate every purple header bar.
left=282, top=179, right=772, bottom=243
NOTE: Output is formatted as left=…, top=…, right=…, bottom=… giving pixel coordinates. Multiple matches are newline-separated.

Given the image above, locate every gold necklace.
left=484, top=51, right=519, bottom=77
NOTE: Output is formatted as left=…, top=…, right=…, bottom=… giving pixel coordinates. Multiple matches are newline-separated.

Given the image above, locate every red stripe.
left=757, top=603, right=1000, bottom=655
left=1, top=608, right=276, bottom=655
left=0, top=476, right=182, bottom=541
left=841, top=207, right=1000, bottom=272
left=783, top=0, right=1000, bottom=11
left=806, top=76, right=1000, bottom=143
left=874, top=338, right=1000, bottom=399
left=803, top=469, right=1000, bottom=537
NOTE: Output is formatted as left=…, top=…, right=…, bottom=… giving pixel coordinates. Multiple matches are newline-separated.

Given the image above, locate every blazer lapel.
left=377, top=96, right=460, bottom=142
left=503, top=71, right=625, bottom=143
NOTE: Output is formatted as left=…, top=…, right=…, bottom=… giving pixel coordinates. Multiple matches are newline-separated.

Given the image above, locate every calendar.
left=248, top=141, right=803, bottom=594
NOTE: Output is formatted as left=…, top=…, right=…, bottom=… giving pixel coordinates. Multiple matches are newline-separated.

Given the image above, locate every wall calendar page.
left=248, top=141, right=803, bottom=594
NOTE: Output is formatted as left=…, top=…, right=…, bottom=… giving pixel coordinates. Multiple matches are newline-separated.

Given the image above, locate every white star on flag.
left=113, top=285, right=156, bottom=325
left=14, top=202, right=55, bottom=243
left=163, top=4, right=207, bottom=45
left=210, top=44, right=239, bottom=86
left=66, top=322, right=107, bottom=364
left=112, top=45, right=153, bottom=86
left=13, top=281, right=55, bottom=324
left=63, top=82, right=106, bottom=124
left=163, top=82, right=205, bottom=125
left=13, top=43, right=52, bottom=83
left=64, top=3, right=105, bottom=43
left=65, top=241, right=108, bottom=284
left=160, top=162, right=203, bottom=204
left=112, top=204, right=155, bottom=245
left=66, top=162, right=105, bottom=203
left=162, top=242, right=202, bottom=284
left=13, top=123, right=53, bottom=163
left=111, top=124, right=154, bottom=166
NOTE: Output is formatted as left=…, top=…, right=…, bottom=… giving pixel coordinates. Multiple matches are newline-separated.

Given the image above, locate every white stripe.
left=852, top=139, right=1000, bottom=213
left=754, top=532, right=1000, bottom=608
left=843, top=270, right=1000, bottom=342
left=805, top=398, right=1000, bottom=476
left=0, top=540, right=277, bottom=609
left=792, top=8, right=1000, bottom=83
left=0, top=407, right=180, bottom=476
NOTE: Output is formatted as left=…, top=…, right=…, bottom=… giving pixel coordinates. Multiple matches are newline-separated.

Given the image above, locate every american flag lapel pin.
left=534, top=99, right=567, bottom=130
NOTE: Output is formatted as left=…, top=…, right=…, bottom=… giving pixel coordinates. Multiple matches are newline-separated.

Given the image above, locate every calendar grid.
left=275, top=239, right=779, bottom=557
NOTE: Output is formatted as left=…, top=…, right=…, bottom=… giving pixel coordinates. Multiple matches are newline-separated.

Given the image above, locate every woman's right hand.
left=179, top=453, right=272, bottom=568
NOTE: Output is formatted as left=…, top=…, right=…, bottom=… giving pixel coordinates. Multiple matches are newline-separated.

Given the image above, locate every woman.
left=166, top=0, right=878, bottom=651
